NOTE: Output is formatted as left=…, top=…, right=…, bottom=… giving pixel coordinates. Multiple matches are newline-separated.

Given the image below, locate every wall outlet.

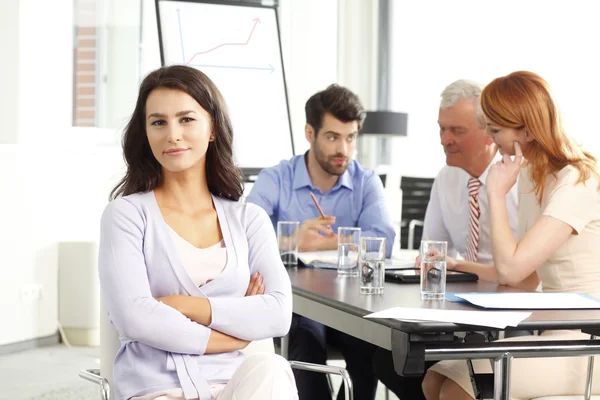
left=20, top=284, right=42, bottom=301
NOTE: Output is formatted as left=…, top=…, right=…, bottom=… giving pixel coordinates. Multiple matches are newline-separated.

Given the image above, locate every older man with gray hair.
left=422, top=79, right=519, bottom=265
left=371, top=79, right=519, bottom=399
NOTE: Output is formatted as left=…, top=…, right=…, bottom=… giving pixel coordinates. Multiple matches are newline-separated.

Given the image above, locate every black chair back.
left=378, top=173, right=387, bottom=187
left=241, top=167, right=263, bottom=183
left=400, top=176, right=434, bottom=249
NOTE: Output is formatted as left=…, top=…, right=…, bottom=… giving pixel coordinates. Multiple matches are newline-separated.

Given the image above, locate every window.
left=72, top=0, right=150, bottom=131
left=389, top=0, right=600, bottom=177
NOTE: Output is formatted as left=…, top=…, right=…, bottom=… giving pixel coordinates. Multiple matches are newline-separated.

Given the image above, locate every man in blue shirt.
left=247, top=84, right=396, bottom=400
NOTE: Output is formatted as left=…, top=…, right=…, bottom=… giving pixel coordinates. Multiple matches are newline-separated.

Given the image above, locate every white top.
left=517, top=165, right=600, bottom=297
left=167, top=225, right=227, bottom=287
left=422, top=153, right=519, bottom=264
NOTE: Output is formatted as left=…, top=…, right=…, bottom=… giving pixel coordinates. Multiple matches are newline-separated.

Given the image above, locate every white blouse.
left=167, top=225, right=228, bottom=287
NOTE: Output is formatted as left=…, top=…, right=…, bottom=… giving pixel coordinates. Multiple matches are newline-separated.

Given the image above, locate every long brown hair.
left=481, top=70, right=599, bottom=202
left=110, top=65, right=243, bottom=201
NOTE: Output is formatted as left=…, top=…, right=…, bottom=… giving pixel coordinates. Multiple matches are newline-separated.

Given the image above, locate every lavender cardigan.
left=98, top=191, right=292, bottom=400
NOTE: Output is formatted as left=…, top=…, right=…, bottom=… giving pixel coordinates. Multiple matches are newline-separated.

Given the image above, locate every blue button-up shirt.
left=246, top=154, right=396, bottom=257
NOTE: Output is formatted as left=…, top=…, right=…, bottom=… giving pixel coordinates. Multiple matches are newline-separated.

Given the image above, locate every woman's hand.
left=205, top=329, right=251, bottom=354
left=417, top=247, right=457, bottom=270
left=487, top=142, right=523, bottom=198
left=446, top=255, right=458, bottom=271
left=245, top=272, right=265, bottom=296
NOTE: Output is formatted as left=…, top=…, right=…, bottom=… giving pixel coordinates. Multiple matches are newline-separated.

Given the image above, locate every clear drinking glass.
left=420, top=240, right=447, bottom=300
left=359, top=237, right=386, bottom=294
left=277, top=221, right=300, bottom=268
left=337, top=227, right=361, bottom=277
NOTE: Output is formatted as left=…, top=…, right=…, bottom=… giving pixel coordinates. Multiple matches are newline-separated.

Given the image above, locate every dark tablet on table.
left=385, top=268, right=478, bottom=284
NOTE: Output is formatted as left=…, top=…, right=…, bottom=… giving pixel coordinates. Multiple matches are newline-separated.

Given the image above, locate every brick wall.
left=73, top=0, right=97, bottom=127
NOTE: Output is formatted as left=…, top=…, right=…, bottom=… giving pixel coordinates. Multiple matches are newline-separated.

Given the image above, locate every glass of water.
left=359, top=237, right=386, bottom=294
left=420, top=240, right=447, bottom=300
left=338, top=227, right=361, bottom=276
left=277, top=221, right=300, bottom=268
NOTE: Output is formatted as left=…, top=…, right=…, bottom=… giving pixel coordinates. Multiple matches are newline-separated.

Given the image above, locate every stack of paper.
left=364, top=307, right=531, bottom=329
left=450, top=292, right=600, bottom=309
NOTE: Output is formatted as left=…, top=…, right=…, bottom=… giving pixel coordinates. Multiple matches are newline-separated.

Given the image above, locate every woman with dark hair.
left=99, top=65, right=297, bottom=400
left=422, top=71, right=600, bottom=399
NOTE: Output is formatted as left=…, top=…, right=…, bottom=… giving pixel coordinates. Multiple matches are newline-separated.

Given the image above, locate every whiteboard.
left=156, top=0, right=294, bottom=168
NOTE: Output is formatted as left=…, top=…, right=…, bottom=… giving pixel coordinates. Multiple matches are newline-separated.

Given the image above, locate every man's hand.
left=298, top=216, right=338, bottom=251
left=302, top=216, right=336, bottom=235
left=245, top=272, right=265, bottom=296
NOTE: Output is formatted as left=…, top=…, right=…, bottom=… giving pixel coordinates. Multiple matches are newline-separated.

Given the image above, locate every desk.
left=289, top=268, right=600, bottom=400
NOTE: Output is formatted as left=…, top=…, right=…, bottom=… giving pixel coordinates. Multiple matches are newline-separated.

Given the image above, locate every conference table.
left=287, top=267, right=600, bottom=400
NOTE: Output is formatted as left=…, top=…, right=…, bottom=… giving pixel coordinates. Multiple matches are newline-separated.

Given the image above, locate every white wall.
left=0, top=145, right=123, bottom=346
left=278, top=0, right=338, bottom=155
left=0, top=1, right=20, bottom=144
left=102, top=0, right=142, bottom=129
left=0, top=0, right=73, bottom=346
left=0, top=0, right=124, bottom=346
left=0, top=0, right=338, bottom=346
left=336, top=0, right=378, bottom=110
left=389, top=0, right=600, bottom=178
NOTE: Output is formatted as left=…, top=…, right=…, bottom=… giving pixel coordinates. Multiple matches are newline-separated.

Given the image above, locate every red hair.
left=481, top=71, right=599, bottom=202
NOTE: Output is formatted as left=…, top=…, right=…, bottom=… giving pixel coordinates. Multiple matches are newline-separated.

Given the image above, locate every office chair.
left=240, top=167, right=263, bottom=184
left=399, top=176, right=434, bottom=250
left=79, top=300, right=354, bottom=400
left=378, top=173, right=387, bottom=188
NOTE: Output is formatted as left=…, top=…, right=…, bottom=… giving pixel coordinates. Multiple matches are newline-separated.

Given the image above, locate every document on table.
left=298, top=250, right=338, bottom=269
left=453, top=292, right=600, bottom=309
left=387, top=250, right=420, bottom=268
left=297, top=249, right=419, bottom=270
left=364, top=307, right=531, bottom=329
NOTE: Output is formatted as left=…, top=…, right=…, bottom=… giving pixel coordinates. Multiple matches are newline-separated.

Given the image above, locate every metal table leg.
left=280, top=333, right=289, bottom=359
left=493, top=352, right=513, bottom=400
left=585, top=335, right=597, bottom=400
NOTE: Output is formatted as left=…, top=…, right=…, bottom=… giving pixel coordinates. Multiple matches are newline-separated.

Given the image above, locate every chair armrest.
left=289, top=360, right=354, bottom=400
left=407, top=219, right=424, bottom=250
left=79, top=368, right=111, bottom=400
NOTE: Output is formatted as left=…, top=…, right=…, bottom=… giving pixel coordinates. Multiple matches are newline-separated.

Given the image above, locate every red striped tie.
left=465, top=177, right=481, bottom=262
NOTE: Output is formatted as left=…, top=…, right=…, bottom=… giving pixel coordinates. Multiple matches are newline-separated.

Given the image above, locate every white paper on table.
left=297, top=250, right=338, bottom=269
left=386, top=250, right=420, bottom=268
left=364, top=307, right=531, bottom=329
left=298, top=250, right=417, bottom=270
left=456, top=292, right=600, bottom=309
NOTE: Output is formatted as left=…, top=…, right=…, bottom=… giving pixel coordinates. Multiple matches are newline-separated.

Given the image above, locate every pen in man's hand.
left=309, top=192, right=334, bottom=235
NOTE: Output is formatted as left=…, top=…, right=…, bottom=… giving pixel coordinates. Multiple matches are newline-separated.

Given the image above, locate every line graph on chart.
left=175, top=8, right=274, bottom=73
left=157, top=0, right=293, bottom=168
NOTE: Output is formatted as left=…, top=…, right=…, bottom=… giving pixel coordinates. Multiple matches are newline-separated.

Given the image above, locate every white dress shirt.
left=422, top=154, right=519, bottom=264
